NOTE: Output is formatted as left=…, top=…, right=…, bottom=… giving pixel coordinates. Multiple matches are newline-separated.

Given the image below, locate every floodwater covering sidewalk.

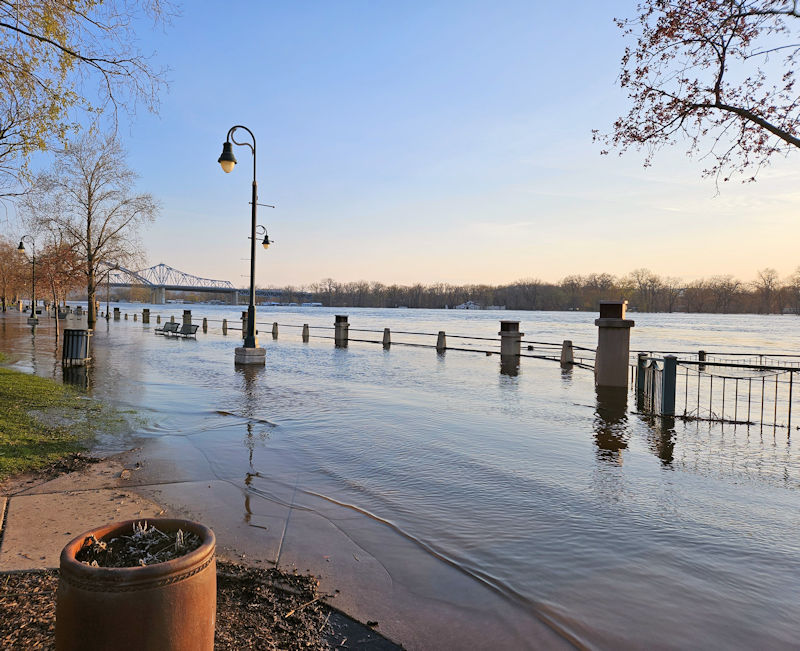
left=1, top=306, right=800, bottom=649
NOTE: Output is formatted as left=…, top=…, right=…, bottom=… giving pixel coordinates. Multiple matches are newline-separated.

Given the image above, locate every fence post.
left=202, top=317, right=208, bottom=333
left=383, top=328, right=391, bottom=348
left=133, top=313, right=137, bottom=322
left=124, top=313, right=128, bottom=320
left=272, top=322, right=278, bottom=339
left=499, top=321, right=522, bottom=356
left=560, top=340, right=574, bottom=367
left=436, top=331, right=446, bottom=352
left=113, top=307, right=120, bottom=320
left=156, top=314, right=161, bottom=324
left=661, top=355, right=677, bottom=417
left=334, top=315, right=349, bottom=347
left=302, top=323, right=309, bottom=342
left=142, top=309, right=150, bottom=324
left=698, top=349, right=706, bottom=372
left=170, top=315, right=175, bottom=323
left=222, top=319, right=228, bottom=335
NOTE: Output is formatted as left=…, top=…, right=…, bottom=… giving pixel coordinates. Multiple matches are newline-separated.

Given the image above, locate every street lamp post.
left=17, top=236, right=36, bottom=323
left=218, top=125, right=266, bottom=365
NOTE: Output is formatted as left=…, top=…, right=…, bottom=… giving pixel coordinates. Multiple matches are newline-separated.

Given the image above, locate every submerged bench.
left=175, top=323, right=199, bottom=339
left=154, top=322, right=179, bottom=335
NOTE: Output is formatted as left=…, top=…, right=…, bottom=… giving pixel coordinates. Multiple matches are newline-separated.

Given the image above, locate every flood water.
left=2, top=305, right=800, bottom=648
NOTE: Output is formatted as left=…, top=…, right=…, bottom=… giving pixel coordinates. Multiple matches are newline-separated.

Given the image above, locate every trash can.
left=62, top=329, right=92, bottom=366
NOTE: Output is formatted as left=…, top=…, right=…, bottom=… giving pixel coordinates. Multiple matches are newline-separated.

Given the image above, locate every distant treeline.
left=269, top=268, right=800, bottom=314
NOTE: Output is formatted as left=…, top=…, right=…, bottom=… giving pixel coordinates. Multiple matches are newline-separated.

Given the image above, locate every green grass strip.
left=0, top=367, right=115, bottom=480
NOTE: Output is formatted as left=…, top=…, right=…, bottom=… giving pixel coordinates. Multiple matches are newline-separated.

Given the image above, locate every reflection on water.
left=593, top=386, right=629, bottom=463
left=2, top=307, right=800, bottom=648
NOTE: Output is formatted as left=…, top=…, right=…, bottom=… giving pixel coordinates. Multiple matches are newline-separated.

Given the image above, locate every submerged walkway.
left=0, top=449, right=574, bottom=650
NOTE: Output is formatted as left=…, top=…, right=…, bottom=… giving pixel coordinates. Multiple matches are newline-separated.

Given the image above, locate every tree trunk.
left=87, top=267, right=97, bottom=329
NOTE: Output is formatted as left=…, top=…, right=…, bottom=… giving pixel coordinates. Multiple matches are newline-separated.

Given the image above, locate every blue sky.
left=107, top=1, right=800, bottom=288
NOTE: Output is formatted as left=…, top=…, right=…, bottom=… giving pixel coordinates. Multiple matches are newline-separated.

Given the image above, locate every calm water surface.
left=2, top=305, right=799, bottom=648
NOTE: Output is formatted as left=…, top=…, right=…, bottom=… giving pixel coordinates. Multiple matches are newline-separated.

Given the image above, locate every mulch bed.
left=0, top=560, right=389, bottom=650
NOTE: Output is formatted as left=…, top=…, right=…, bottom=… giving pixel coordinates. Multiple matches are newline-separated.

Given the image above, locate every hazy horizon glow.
left=20, top=2, right=800, bottom=288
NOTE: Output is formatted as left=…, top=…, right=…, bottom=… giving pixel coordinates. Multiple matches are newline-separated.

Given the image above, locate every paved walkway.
left=0, top=449, right=577, bottom=650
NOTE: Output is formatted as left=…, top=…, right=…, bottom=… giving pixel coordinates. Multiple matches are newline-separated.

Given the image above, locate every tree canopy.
left=0, top=0, right=171, bottom=195
left=597, top=0, right=800, bottom=183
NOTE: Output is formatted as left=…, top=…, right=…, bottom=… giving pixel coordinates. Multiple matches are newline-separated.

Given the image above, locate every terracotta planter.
left=56, top=518, right=216, bottom=651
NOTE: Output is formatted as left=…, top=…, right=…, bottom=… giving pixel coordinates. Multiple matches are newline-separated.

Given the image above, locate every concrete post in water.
left=698, top=349, right=706, bottom=373
left=222, top=319, right=228, bottom=335
left=124, top=313, right=128, bottom=320
left=142, top=309, right=150, bottom=324
left=272, top=322, right=278, bottom=339
left=594, top=300, right=635, bottom=389
left=302, top=324, right=309, bottom=342
left=436, top=331, right=446, bottom=352
left=170, top=315, right=175, bottom=323
left=156, top=314, right=161, bottom=324
left=499, top=321, right=523, bottom=357
left=560, top=340, right=574, bottom=367
left=661, top=355, right=678, bottom=417
left=383, top=328, right=391, bottom=348
left=334, top=315, right=349, bottom=347
left=183, top=310, right=192, bottom=327
left=133, top=313, right=137, bottom=322
left=202, top=317, right=208, bottom=333
left=76, top=306, right=83, bottom=316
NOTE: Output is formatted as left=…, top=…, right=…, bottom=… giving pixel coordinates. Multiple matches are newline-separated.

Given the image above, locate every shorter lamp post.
left=17, top=236, right=37, bottom=323
left=218, top=124, right=267, bottom=365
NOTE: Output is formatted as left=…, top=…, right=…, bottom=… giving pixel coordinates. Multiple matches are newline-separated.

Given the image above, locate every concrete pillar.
left=383, top=328, right=391, bottom=348
left=436, top=331, right=446, bottom=352
left=124, top=313, right=128, bottom=320
left=170, top=315, right=175, bottom=323
left=151, top=286, right=166, bottom=304
left=594, top=300, right=635, bottom=389
left=156, top=314, right=161, bottom=324
left=222, top=319, right=228, bottom=335
left=334, top=315, right=349, bottom=347
left=133, top=313, right=137, bottom=322
left=233, top=291, right=239, bottom=305
left=202, top=317, right=208, bottom=333
left=183, top=310, right=192, bottom=327
left=272, top=322, right=278, bottom=339
left=499, top=321, right=523, bottom=357
left=302, top=324, right=309, bottom=342
left=142, top=309, right=150, bottom=324
left=560, top=340, right=574, bottom=367
left=113, top=307, right=120, bottom=320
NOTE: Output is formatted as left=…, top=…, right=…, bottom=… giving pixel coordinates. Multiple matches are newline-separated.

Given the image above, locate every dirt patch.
left=38, top=452, right=101, bottom=479
left=0, top=561, right=385, bottom=650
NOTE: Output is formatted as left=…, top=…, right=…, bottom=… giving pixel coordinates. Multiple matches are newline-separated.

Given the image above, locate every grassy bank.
left=0, top=366, right=129, bottom=480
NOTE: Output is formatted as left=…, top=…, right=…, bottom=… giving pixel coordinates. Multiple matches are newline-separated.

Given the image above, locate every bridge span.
left=104, top=263, right=240, bottom=304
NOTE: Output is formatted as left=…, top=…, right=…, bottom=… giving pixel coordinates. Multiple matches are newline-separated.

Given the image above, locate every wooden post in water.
left=272, top=322, right=278, bottom=339
left=142, top=309, right=150, bottom=324
left=183, top=310, right=192, bottom=327
left=170, top=315, right=175, bottom=323
left=302, top=324, right=309, bottom=342
left=383, top=328, right=391, bottom=348
left=124, top=313, right=128, bottom=320
left=202, top=317, right=208, bottom=333
left=698, top=350, right=706, bottom=373
left=222, top=319, right=228, bottom=335
left=133, top=313, right=137, bottom=322
left=156, top=314, right=161, bottom=324
left=436, top=331, right=446, bottom=352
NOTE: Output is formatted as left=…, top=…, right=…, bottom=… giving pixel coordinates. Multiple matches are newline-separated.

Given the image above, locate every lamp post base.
left=234, top=346, right=266, bottom=365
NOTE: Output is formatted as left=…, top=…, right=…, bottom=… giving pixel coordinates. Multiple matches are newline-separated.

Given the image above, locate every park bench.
left=175, top=323, right=199, bottom=339
left=154, top=322, right=179, bottom=335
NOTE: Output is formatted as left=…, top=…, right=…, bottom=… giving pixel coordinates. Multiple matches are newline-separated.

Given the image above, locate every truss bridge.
left=103, top=263, right=238, bottom=304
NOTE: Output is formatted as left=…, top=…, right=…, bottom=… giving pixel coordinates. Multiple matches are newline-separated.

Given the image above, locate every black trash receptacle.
left=62, top=329, right=92, bottom=366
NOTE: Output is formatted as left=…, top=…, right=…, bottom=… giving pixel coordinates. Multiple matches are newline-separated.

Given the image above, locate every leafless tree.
left=25, top=132, right=158, bottom=328
left=597, top=0, right=800, bottom=185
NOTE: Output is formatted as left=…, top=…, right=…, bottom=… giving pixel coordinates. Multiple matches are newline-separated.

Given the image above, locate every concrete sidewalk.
left=0, top=449, right=576, bottom=650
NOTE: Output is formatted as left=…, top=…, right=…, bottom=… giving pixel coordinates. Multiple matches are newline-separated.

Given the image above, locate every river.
left=2, top=304, right=799, bottom=649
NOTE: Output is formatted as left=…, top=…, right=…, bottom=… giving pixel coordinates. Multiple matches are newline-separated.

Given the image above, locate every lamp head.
left=218, top=141, right=237, bottom=173
left=262, top=232, right=271, bottom=249
left=17, top=241, right=24, bottom=252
